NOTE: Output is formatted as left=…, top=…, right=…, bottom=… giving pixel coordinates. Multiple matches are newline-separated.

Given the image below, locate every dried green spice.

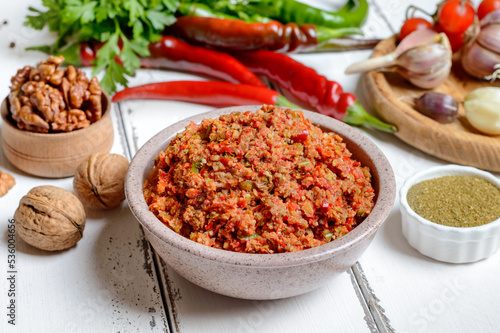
left=407, top=176, right=500, bottom=228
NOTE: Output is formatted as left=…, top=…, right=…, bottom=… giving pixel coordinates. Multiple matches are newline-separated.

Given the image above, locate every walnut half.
left=14, top=185, right=86, bottom=251
left=0, top=170, right=15, bottom=197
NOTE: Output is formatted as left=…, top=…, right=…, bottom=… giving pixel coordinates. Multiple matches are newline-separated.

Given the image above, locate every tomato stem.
left=405, top=5, right=434, bottom=21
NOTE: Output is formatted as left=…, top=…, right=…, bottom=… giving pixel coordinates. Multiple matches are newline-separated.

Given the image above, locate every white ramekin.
left=400, top=165, right=500, bottom=264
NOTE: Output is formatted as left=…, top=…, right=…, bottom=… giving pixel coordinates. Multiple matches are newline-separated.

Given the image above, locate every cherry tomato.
left=399, top=17, right=433, bottom=41
left=432, top=24, right=465, bottom=52
left=478, top=0, right=500, bottom=20
left=437, top=0, right=475, bottom=34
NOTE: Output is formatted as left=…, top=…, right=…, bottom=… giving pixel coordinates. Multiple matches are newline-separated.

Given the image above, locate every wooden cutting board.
left=364, top=35, right=500, bottom=172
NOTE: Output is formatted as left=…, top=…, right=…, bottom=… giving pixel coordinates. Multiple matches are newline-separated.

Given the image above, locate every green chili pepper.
left=239, top=232, right=259, bottom=241
left=322, top=230, right=333, bottom=242
left=190, top=159, right=204, bottom=173
left=180, top=1, right=274, bottom=23
left=250, top=0, right=368, bottom=28
left=195, top=0, right=369, bottom=28
left=299, top=160, right=311, bottom=167
left=178, top=2, right=243, bottom=20
left=187, top=0, right=368, bottom=28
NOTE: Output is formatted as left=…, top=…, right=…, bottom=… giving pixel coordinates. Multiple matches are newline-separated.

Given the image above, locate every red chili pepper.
left=293, top=130, right=309, bottom=143
left=80, top=42, right=96, bottom=67
left=173, top=16, right=361, bottom=53
left=174, top=16, right=316, bottom=52
left=79, top=41, right=124, bottom=67
left=143, top=36, right=265, bottom=87
left=112, top=81, right=299, bottom=109
left=79, top=36, right=265, bottom=87
left=232, top=50, right=396, bottom=133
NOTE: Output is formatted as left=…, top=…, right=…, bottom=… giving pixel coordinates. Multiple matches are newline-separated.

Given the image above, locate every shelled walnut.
left=14, top=185, right=86, bottom=251
left=0, top=170, right=15, bottom=197
left=73, top=153, right=130, bottom=210
left=7, top=56, right=102, bottom=133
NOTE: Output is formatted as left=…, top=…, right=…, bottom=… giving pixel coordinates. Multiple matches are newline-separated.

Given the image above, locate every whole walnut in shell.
left=15, top=185, right=86, bottom=251
left=73, top=153, right=129, bottom=209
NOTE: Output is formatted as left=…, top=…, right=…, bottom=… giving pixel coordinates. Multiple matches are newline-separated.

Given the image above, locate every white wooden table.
left=1, top=1, right=499, bottom=332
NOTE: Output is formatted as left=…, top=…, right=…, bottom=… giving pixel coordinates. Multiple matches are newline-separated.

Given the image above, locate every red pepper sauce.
left=144, top=106, right=375, bottom=253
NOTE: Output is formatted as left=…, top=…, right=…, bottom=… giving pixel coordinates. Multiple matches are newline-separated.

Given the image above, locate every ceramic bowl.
left=1, top=93, right=113, bottom=178
left=126, top=105, right=396, bottom=300
left=400, top=165, right=500, bottom=264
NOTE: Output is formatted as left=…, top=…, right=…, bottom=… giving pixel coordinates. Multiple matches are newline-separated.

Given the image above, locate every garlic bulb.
left=463, top=87, right=500, bottom=135
left=461, top=10, right=500, bottom=81
left=345, top=29, right=452, bottom=89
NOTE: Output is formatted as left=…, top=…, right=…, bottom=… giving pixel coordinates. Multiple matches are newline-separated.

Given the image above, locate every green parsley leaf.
left=124, top=0, right=145, bottom=24
left=26, top=45, right=54, bottom=54
left=63, top=1, right=97, bottom=26
left=101, top=61, right=130, bottom=94
left=92, top=31, right=121, bottom=76
left=24, top=0, right=180, bottom=94
left=25, top=7, right=49, bottom=30
left=120, top=35, right=149, bottom=74
left=163, top=0, right=180, bottom=12
left=132, top=20, right=145, bottom=40
left=146, top=9, right=176, bottom=30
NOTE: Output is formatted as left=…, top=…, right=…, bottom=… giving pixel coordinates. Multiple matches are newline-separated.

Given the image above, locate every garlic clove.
left=464, top=86, right=500, bottom=103
left=414, top=92, right=459, bottom=123
left=397, top=43, right=450, bottom=74
left=461, top=41, right=500, bottom=79
left=395, top=28, right=441, bottom=55
left=400, top=62, right=452, bottom=89
left=480, top=10, right=500, bottom=27
left=464, top=87, right=500, bottom=135
left=462, top=10, right=500, bottom=81
left=477, top=24, right=500, bottom=54
left=464, top=99, right=500, bottom=135
left=396, top=33, right=452, bottom=89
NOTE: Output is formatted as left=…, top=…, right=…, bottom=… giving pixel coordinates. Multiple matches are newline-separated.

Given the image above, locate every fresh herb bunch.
left=24, top=0, right=180, bottom=93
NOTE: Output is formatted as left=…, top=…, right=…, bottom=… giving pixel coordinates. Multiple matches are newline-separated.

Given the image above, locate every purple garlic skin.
left=461, top=10, right=500, bottom=80
left=414, top=92, right=459, bottom=124
left=345, top=29, right=452, bottom=89
left=398, top=43, right=452, bottom=89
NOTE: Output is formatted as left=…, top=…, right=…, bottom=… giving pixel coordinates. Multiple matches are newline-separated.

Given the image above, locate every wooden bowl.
left=1, top=92, right=114, bottom=178
left=364, top=36, right=500, bottom=172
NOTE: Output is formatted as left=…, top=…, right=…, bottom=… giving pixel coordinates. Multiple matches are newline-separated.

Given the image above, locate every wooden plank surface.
left=1, top=0, right=500, bottom=332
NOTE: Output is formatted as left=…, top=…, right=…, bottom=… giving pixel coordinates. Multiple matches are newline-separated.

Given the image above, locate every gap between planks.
left=116, top=102, right=173, bottom=333
left=350, top=262, right=395, bottom=333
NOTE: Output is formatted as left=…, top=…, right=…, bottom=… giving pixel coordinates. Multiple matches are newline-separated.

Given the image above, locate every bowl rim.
left=1, top=91, right=111, bottom=137
left=400, top=164, right=500, bottom=233
left=126, top=105, right=396, bottom=267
